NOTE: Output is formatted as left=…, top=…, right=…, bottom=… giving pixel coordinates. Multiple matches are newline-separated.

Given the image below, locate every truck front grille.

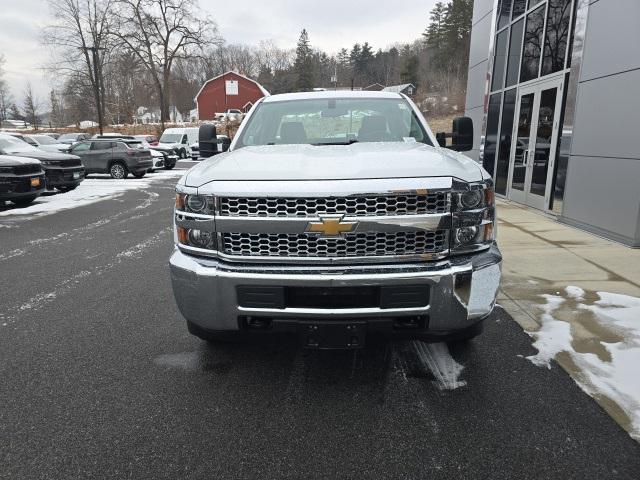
left=221, top=231, right=448, bottom=258
left=219, top=193, right=450, bottom=217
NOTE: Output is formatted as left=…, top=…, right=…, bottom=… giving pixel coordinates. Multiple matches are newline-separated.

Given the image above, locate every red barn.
left=194, top=71, right=270, bottom=120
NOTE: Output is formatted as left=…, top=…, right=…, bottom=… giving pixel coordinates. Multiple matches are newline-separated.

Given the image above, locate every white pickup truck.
left=170, top=91, right=501, bottom=349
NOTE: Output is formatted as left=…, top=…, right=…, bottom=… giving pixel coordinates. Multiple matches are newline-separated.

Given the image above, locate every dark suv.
left=70, top=140, right=152, bottom=179
left=0, top=155, right=46, bottom=206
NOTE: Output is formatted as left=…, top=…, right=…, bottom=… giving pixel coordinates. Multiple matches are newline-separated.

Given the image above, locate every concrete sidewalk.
left=496, top=199, right=640, bottom=440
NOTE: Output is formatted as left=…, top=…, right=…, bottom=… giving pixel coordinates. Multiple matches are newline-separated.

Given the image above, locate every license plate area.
left=299, top=321, right=366, bottom=349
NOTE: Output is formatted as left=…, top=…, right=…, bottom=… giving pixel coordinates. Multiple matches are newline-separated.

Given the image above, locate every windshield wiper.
left=311, top=139, right=359, bottom=146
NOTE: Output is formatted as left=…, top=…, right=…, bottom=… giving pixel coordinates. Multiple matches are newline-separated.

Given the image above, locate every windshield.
left=31, top=135, right=56, bottom=145
left=160, top=133, right=182, bottom=143
left=0, top=137, right=40, bottom=153
left=235, top=97, right=432, bottom=147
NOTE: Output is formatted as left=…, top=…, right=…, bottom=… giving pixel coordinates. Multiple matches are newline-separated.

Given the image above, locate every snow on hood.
left=9, top=150, right=80, bottom=161
left=0, top=155, right=41, bottom=166
left=183, top=142, right=483, bottom=187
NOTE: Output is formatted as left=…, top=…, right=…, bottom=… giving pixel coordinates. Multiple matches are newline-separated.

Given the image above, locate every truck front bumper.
left=170, top=245, right=502, bottom=339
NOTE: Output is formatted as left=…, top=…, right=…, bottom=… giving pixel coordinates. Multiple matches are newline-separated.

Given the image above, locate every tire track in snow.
left=410, top=340, right=467, bottom=390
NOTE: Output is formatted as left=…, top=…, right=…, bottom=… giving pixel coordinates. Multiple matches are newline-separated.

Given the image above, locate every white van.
left=158, top=127, right=199, bottom=160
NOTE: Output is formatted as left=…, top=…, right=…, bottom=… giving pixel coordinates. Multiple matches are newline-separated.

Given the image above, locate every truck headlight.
left=175, top=193, right=216, bottom=215
left=451, top=180, right=496, bottom=254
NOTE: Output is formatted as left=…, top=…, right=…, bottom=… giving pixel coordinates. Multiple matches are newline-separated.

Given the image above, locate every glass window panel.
left=511, top=93, right=535, bottom=192
left=542, top=0, right=572, bottom=76
left=552, top=76, right=570, bottom=213
left=520, top=5, right=546, bottom=82
left=506, top=19, right=524, bottom=87
left=483, top=94, right=503, bottom=177
left=497, top=0, right=513, bottom=30
left=512, top=0, right=527, bottom=19
left=530, top=87, right=558, bottom=197
left=492, top=30, right=509, bottom=91
left=528, top=0, right=545, bottom=8
left=495, top=89, right=517, bottom=195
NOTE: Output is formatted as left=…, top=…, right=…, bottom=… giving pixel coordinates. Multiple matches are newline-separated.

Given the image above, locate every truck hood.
left=4, top=150, right=80, bottom=162
left=184, top=142, right=484, bottom=187
left=0, top=154, right=42, bottom=166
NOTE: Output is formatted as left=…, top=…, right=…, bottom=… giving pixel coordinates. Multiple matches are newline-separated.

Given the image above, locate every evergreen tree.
left=294, top=29, right=314, bottom=91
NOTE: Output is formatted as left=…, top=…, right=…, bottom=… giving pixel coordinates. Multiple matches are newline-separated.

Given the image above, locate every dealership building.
left=464, top=0, right=640, bottom=246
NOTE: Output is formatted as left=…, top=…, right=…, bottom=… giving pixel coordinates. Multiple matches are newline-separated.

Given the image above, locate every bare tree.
left=42, top=0, right=112, bottom=133
left=0, top=54, right=12, bottom=123
left=23, top=83, right=41, bottom=129
left=113, top=0, right=219, bottom=129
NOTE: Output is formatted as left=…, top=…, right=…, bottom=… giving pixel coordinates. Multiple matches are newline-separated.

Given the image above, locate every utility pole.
left=80, top=46, right=106, bottom=135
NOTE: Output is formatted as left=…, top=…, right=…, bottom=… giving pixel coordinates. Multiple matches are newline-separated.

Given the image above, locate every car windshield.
left=31, top=135, right=56, bottom=145
left=0, top=137, right=40, bottom=153
left=235, top=97, right=432, bottom=147
left=160, top=133, right=182, bottom=143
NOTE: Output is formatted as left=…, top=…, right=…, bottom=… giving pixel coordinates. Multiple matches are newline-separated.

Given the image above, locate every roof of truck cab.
left=261, top=90, right=404, bottom=103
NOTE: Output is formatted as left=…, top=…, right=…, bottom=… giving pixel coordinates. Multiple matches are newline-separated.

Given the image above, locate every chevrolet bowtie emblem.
left=306, top=216, right=357, bottom=237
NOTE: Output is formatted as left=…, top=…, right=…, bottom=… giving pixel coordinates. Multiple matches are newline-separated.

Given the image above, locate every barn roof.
left=194, top=71, right=270, bottom=102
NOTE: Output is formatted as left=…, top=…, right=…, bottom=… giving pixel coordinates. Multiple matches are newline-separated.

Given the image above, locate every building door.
left=507, top=76, right=564, bottom=210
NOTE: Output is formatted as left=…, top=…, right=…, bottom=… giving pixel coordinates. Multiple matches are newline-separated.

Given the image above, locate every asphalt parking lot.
left=1, top=167, right=639, bottom=479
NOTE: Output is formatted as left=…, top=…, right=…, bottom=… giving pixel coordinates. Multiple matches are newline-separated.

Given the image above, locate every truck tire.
left=109, top=162, right=128, bottom=179
left=11, top=195, right=38, bottom=206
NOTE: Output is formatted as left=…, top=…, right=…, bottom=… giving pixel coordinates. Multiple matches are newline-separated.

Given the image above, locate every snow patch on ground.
left=0, top=169, right=184, bottom=219
left=527, top=288, right=640, bottom=440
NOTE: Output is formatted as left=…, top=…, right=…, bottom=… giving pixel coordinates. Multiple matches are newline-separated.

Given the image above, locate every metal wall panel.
left=469, top=11, right=493, bottom=68
left=472, top=0, right=496, bottom=25
left=561, top=156, right=640, bottom=245
left=571, top=68, right=640, bottom=160
left=580, top=0, right=640, bottom=82
left=466, top=60, right=489, bottom=110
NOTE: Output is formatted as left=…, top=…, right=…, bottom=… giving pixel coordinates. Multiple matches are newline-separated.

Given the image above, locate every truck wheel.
left=109, top=162, right=128, bottom=179
left=11, top=195, right=37, bottom=206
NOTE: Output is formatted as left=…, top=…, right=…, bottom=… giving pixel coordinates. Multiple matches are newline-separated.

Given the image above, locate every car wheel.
left=109, top=162, right=128, bottom=179
left=11, top=195, right=38, bottom=206
left=132, top=171, right=146, bottom=179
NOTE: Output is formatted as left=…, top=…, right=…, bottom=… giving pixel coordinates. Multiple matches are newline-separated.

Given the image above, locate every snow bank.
left=0, top=169, right=184, bottom=218
left=527, top=288, right=640, bottom=440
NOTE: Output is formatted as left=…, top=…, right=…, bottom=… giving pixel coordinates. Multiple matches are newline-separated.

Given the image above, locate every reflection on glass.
left=492, top=30, right=509, bottom=91
left=520, top=5, right=546, bottom=82
left=530, top=88, right=557, bottom=197
left=552, top=77, right=570, bottom=213
left=483, top=94, right=502, bottom=177
left=528, top=0, right=545, bottom=8
left=498, top=0, right=513, bottom=30
left=496, top=89, right=517, bottom=195
left=542, top=0, right=572, bottom=76
left=512, top=0, right=526, bottom=19
left=512, top=93, right=534, bottom=192
left=506, top=19, right=524, bottom=87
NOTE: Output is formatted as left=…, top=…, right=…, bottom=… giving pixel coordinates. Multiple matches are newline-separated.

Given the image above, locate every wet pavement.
left=1, top=172, right=640, bottom=479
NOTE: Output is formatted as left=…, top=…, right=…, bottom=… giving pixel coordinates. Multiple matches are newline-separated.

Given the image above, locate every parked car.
left=148, top=144, right=178, bottom=170
left=94, top=135, right=166, bottom=172
left=69, top=139, right=152, bottom=179
left=214, top=108, right=244, bottom=122
left=170, top=91, right=501, bottom=348
left=0, top=133, right=84, bottom=192
left=158, top=127, right=198, bottom=159
left=0, top=155, right=46, bottom=206
left=45, top=133, right=61, bottom=140
left=58, top=133, right=91, bottom=145
left=23, top=134, right=70, bottom=153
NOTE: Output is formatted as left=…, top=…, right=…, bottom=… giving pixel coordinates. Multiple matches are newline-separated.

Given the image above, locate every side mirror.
left=198, top=124, right=217, bottom=158
left=435, top=116, right=474, bottom=152
left=219, top=137, right=231, bottom=153
left=451, top=116, right=473, bottom=152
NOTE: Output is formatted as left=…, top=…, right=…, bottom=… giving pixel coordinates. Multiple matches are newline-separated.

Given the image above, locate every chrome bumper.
left=169, top=245, right=502, bottom=334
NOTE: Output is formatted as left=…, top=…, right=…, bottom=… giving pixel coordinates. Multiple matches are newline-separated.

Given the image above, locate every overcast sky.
left=0, top=0, right=438, bottom=102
